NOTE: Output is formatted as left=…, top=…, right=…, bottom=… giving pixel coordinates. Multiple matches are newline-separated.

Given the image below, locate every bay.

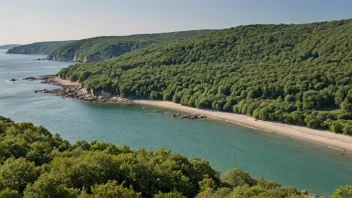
left=0, top=49, right=351, bottom=196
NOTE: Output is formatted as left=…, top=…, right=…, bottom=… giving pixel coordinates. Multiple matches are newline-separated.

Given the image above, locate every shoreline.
left=133, top=100, right=352, bottom=153
left=35, top=76, right=352, bottom=153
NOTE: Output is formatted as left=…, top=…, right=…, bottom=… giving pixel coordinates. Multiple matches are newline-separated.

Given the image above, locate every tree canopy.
left=47, top=30, right=214, bottom=62
left=6, top=41, right=73, bottom=55
left=58, top=19, right=352, bottom=134
left=5, top=116, right=348, bottom=197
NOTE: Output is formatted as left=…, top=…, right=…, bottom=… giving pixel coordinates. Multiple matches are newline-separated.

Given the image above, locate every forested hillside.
left=0, top=44, right=20, bottom=49
left=5, top=116, right=347, bottom=197
left=6, top=41, right=72, bottom=55
left=47, top=30, right=213, bottom=62
left=58, top=19, right=352, bottom=134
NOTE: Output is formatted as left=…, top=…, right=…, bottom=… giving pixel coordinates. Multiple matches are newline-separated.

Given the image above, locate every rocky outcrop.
left=299, top=190, right=325, bottom=198
left=23, top=77, right=41, bottom=81
left=50, top=56, right=73, bottom=62
left=27, top=75, right=132, bottom=104
left=48, top=54, right=108, bottom=63
left=37, top=87, right=131, bottom=103
left=168, top=113, right=207, bottom=120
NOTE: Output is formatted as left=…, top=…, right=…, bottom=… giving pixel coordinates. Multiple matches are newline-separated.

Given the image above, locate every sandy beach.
left=134, top=100, right=352, bottom=153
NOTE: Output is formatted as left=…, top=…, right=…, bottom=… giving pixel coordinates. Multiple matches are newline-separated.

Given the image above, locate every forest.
left=0, top=116, right=350, bottom=197
left=6, top=41, right=73, bottom=55
left=58, top=19, right=352, bottom=134
left=47, top=30, right=213, bottom=62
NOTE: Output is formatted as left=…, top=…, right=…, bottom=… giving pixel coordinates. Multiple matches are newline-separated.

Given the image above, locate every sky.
left=0, top=0, right=351, bottom=44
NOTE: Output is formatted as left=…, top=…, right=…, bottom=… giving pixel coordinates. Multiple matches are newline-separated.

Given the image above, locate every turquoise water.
left=0, top=50, right=351, bottom=196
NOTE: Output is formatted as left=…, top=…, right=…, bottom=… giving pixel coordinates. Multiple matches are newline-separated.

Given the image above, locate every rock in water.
left=300, top=190, right=308, bottom=195
left=23, top=77, right=40, bottom=81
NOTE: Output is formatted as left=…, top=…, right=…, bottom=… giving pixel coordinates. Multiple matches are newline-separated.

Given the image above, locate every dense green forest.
left=47, top=30, right=213, bottom=62
left=0, top=44, right=20, bottom=50
left=6, top=41, right=72, bottom=55
left=0, top=116, right=350, bottom=197
left=58, top=19, right=352, bottom=134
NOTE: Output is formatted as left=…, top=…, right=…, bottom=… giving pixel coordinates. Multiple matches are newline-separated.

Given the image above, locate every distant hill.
left=47, top=30, right=214, bottom=62
left=0, top=44, right=21, bottom=49
left=59, top=19, right=352, bottom=134
left=6, top=41, right=73, bottom=55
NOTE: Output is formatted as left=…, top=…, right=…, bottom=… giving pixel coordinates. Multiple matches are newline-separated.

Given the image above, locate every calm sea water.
left=0, top=49, right=351, bottom=196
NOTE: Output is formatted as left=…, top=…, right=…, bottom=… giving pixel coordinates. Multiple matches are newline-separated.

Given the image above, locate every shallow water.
left=0, top=50, right=351, bottom=196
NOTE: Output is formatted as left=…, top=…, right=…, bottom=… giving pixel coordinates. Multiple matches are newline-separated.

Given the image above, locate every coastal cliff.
left=49, top=54, right=110, bottom=62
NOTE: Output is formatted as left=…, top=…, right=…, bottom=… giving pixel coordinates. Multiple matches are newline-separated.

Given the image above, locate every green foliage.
left=221, top=168, right=256, bottom=187
left=0, top=158, right=38, bottom=192
left=58, top=19, right=352, bottom=134
left=6, top=41, right=72, bottom=55
left=0, top=117, right=316, bottom=197
left=48, top=30, right=213, bottom=62
left=0, top=188, right=20, bottom=198
left=332, top=185, right=352, bottom=198
left=23, top=173, right=79, bottom=198
left=152, top=191, right=185, bottom=198
left=90, top=180, right=141, bottom=198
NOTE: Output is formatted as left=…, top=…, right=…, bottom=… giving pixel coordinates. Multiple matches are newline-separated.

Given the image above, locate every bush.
left=343, top=125, right=352, bottom=135
left=332, top=185, right=352, bottom=198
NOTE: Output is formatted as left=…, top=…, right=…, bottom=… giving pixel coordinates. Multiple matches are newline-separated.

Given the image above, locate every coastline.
left=36, top=76, right=352, bottom=153
left=134, top=100, right=352, bottom=153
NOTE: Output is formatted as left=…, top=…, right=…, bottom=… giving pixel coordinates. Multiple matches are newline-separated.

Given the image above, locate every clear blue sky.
left=1, top=0, right=351, bottom=44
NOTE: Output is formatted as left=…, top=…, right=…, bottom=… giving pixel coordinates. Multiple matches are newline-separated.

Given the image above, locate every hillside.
left=6, top=41, right=73, bottom=55
left=1, top=116, right=349, bottom=197
left=0, top=44, right=20, bottom=49
left=47, top=30, right=214, bottom=62
left=58, top=19, right=352, bottom=134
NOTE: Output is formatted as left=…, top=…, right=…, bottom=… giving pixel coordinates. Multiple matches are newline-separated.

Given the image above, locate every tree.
left=303, top=91, right=321, bottom=110
left=150, top=91, right=162, bottom=100
left=24, top=173, right=79, bottom=198
left=332, top=185, right=352, bottom=198
left=329, top=122, right=344, bottom=133
left=307, top=119, right=321, bottom=128
left=221, top=168, right=256, bottom=188
left=0, top=188, right=20, bottom=198
left=154, top=191, right=185, bottom=198
left=341, top=98, right=352, bottom=111
left=90, top=180, right=141, bottom=198
left=343, top=125, right=352, bottom=135
left=0, top=158, right=38, bottom=192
